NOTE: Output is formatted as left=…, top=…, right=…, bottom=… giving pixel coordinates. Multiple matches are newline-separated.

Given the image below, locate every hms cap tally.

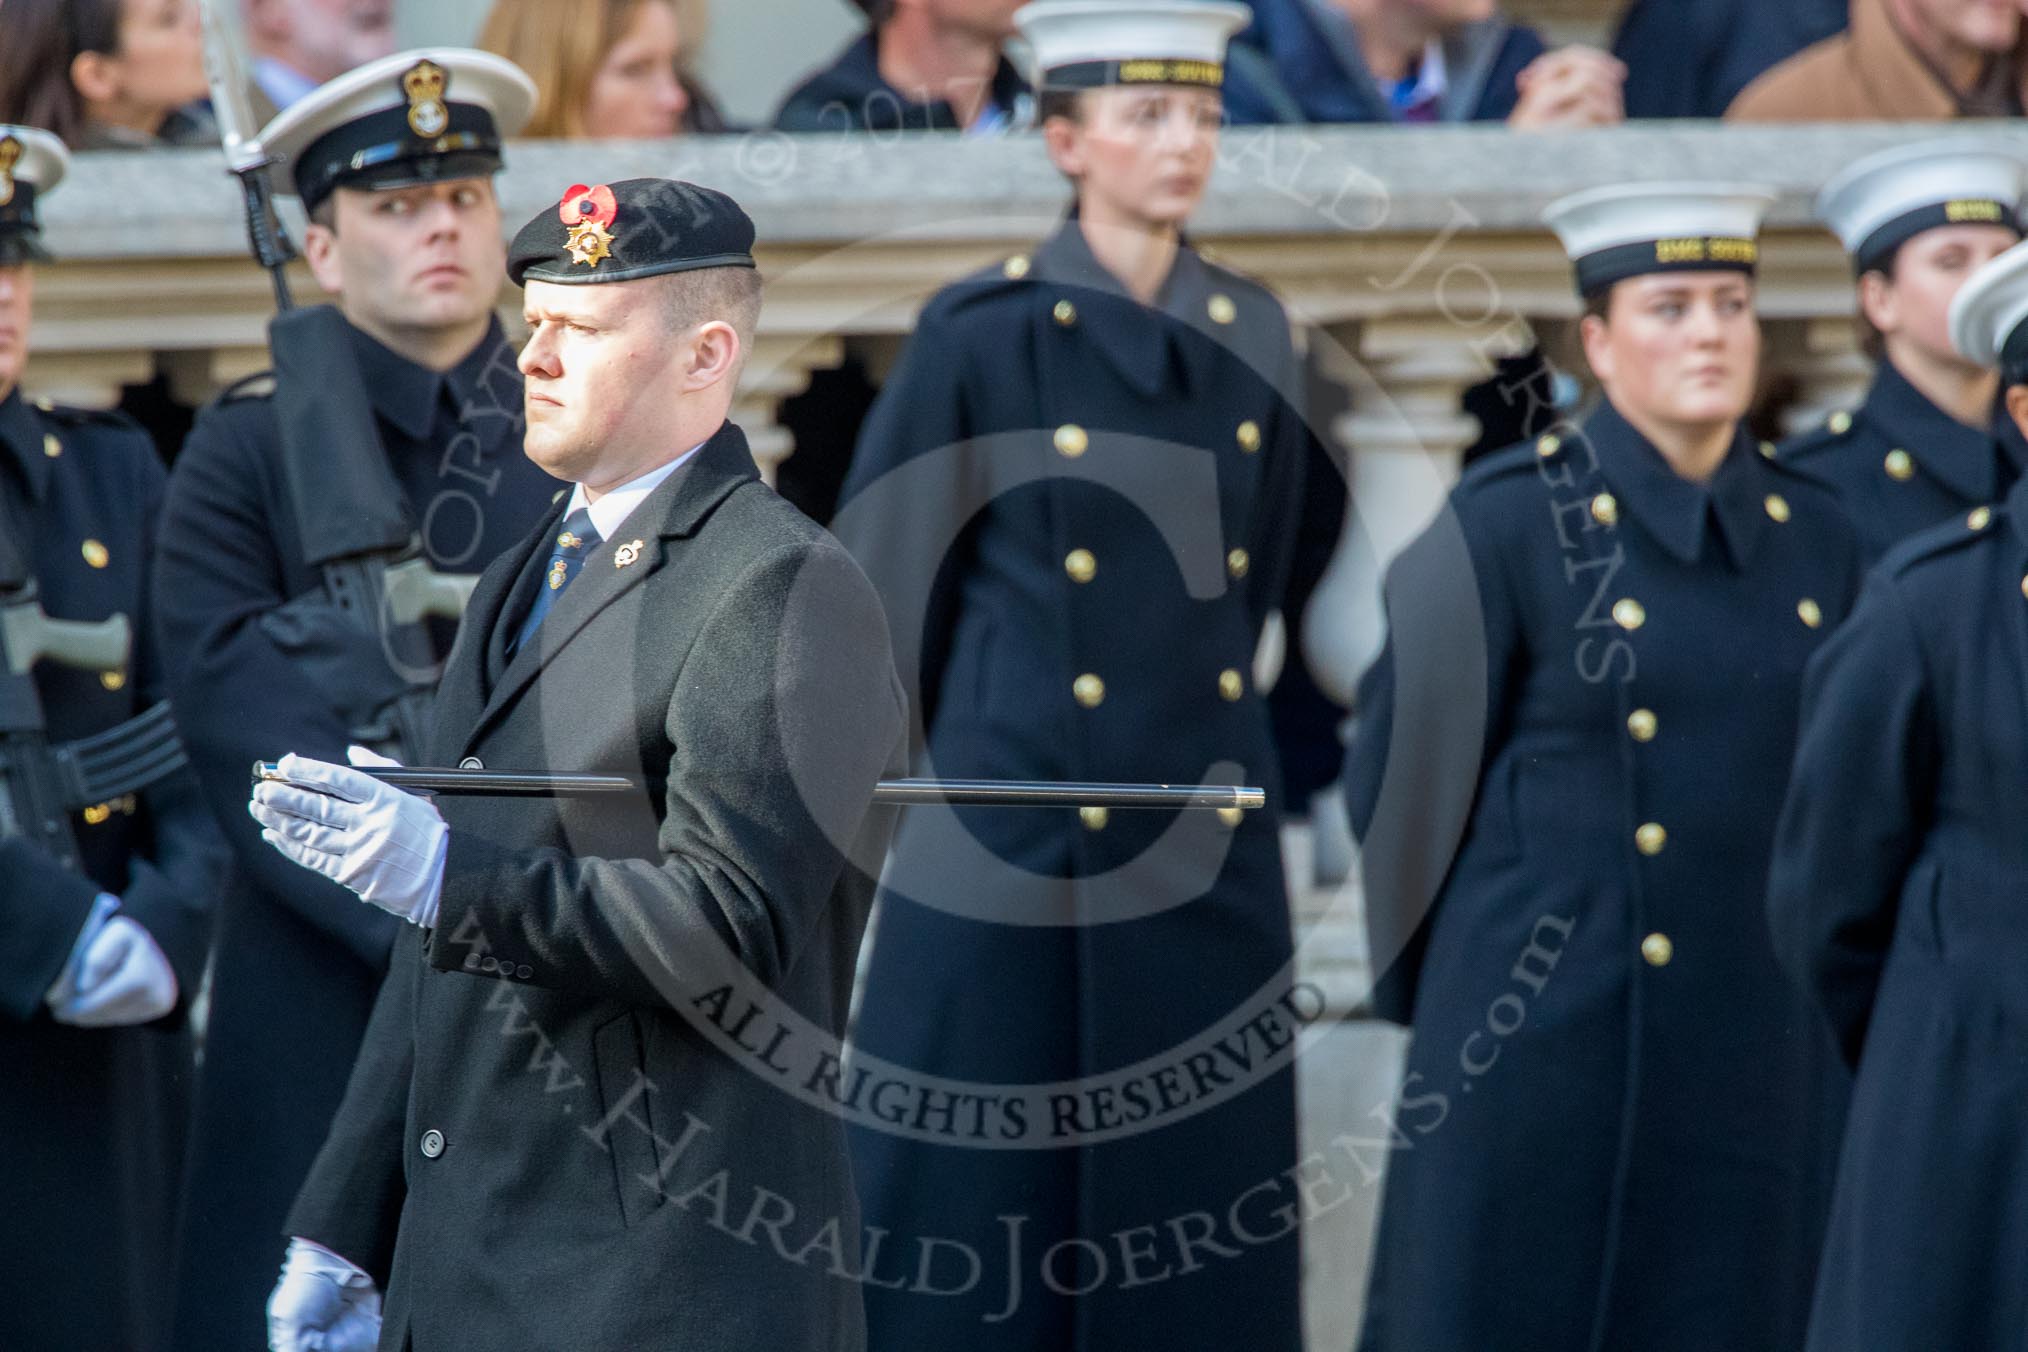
left=1014, top=0, right=1252, bottom=90
left=0, top=126, right=69, bottom=265
left=1543, top=182, right=1777, bottom=297
left=1816, top=139, right=2028, bottom=276
left=257, top=49, right=537, bottom=211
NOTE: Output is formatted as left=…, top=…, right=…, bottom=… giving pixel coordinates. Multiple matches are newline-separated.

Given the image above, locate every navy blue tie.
left=510, top=507, right=600, bottom=657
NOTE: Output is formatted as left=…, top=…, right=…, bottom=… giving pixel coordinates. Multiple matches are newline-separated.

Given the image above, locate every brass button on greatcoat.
left=1053, top=300, right=1077, bottom=327
left=1758, top=440, right=1777, bottom=460
left=1064, top=549, right=1097, bottom=583
left=1641, top=933, right=1674, bottom=967
left=42, top=433, right=60, bottom=458
left=1627, top=708, right=1657, bottom=743
left=1073, top=674, right=1105, bottom=708
left=1764, top=494, right=1790, bottom=523
left=1884, top=449, right=1914, bottom=481
left=1969, top=507, right=1993, bottom=531
left=1236, top=420, right=1261, bottom=453
left=81, top=540, right=109, bottom=569
left=1079, top=806, right=1109, bottom=831
left=1208, top=293, right=1237, bottom=325
left=1217, top=668, right=1244, bottom=701
left=1054, top=424, right=1088, bottom=458
left=1226, top=548, right=1250, bottom=579
left=1536, top=433, right=1561, bottom=458
left=1613, top=598, right=1646, bottom=632
left=1797, top=598, right=1823, bottom=629
left=1216, top=806, right=1245, bottom=828
left=1002, top=255, right=1030, bottom=280
left=1635, top=822, right=1667, bottom=856
left=1590, top=493, right=1618, bottom=527
left=1828, top=410, right=1852, bottom=436
left=100, top=670, right=126, bottom=692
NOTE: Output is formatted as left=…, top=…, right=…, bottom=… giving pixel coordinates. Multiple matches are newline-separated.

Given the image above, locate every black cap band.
left=293, top=103, right=502, bottom=211
left=1854, top=199, right=2020, bottom=274
left=1043, top=58, right=1225, bottom=90
left=1574, top=236, right=1759, bottom=298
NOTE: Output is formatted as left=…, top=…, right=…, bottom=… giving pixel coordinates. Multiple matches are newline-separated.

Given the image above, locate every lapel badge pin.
left=561, top=184, right=618, bottom=270
left=0, top=135, right=19, bottom=208
left=402, top=59, right=450, bottom=138
left=615, top=539, right=644, bottom=569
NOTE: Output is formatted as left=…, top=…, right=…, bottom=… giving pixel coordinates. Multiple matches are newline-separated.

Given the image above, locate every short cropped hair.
left=661, top=265, right=763, bottom=375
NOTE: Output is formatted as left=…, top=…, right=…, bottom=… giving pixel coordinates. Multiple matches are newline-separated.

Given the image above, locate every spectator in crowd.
left=479, top=0, right=729, bottom=137
left=243, top=0, right=397, bottom=120
left=1227, top=0, right=1625, bottom=128
left=0, top=0, right=214, bottom=149
left=1730, top=0, right=2026, bottom=120
left=1614, top=0, right=1846, bottom=119
left=774, top=0, right=1031, bottom=132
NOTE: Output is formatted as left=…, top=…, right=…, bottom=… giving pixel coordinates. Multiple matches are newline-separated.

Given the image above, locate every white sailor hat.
left=1947, top=238, right=2028, bottom=371
left=0, top=126, right=69, bottom=265
left=1014, top=0, right=1251, bottom=91
left=1543, top=182, right=1776, bottom=298
left=259, top=49, right=535, bottom=212
left=1816, top=139, right=2026, bottom=275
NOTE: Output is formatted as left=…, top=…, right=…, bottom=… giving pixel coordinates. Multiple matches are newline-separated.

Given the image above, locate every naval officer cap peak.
left=1543, top=182, right=1776, bottom=300
left=0, top=126, right=68, bottom=266
left=1015, top=0, right=1252, bottom=92
left=508, top=178, right=756, bottom=286
left=1816, top=139, right=2027, bottom=276
left=259, top=49, right=536, bottom=213
left=1947, top=238, right=2028, bottom=377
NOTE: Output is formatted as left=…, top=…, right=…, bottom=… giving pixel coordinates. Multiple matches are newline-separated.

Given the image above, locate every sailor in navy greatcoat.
left=0, top=125, right=224, bottom=1352
left=1770, top=234, right=2028, bottom=1352
left=1349, top=184, right=1861, bottom=1352
left=1779, top=139, right=2028, bottom=563
left=831, top=5, right=1310, bottom=1349
left=151, top=52, right=560, bottom=1350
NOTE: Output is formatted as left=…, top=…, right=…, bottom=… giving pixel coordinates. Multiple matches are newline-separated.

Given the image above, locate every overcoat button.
left=420, top=1129, right=445, bottom=1158
left=1641, top=933, right=1674, bottom=967
left=459, top=756, right=484, bottom=770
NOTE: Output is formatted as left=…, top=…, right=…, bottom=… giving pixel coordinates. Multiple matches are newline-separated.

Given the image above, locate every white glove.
left=345, top=745, right=403, bottom=769
left=46, top=896, right=179, bottom=1028
left=267, top=1237, right=382, bottom=1352
left=250, top=752, right=447, bottom=928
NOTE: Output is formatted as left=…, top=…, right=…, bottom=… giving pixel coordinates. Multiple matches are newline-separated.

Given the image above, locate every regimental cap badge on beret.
left=560, top=184, right=618, bottom=269
left=508, top=177, right=758, bottom=287
left=402, top=59, right=450, bottom=138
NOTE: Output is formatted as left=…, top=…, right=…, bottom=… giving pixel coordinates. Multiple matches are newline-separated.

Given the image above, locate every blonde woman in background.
left=478, top=0, right=728, bottom=137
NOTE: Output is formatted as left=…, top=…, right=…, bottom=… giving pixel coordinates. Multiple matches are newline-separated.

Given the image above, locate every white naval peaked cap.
left=0, top=126, right=70, bottom=264
left=1816, top=139, right=2027, bottom=273
left=1015, top=0, right=1252, bottom=89
left=1947, top=237, right=2028, bottom=369
left=1543, top=182, right=1776, bottom=297
left=259, top=48, right=536, bottom=211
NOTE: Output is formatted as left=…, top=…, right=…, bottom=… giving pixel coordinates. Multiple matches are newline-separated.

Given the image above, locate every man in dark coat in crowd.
left=258, top=175, right=905, bottom=1352
left=154, top=49, right=560, bottom=1349
left=0, top=124, right=224, bottom=1352
left=1769, top=235, right=2028, bottom=1352
left=1612, top=0, right=1845, bottom=118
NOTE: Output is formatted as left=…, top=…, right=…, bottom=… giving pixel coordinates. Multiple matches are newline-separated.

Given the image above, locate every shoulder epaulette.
left=217, top=371, right=277, bottom=403
left=30, top=397, right=143, bottom=433
left=1878, top=502, right=2003, bottom=578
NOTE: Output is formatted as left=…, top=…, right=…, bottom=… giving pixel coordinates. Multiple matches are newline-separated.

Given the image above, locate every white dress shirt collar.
left=566, top=442, right=705, bottom=544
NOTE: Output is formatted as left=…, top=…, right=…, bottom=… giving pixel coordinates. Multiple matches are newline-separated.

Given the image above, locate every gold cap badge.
left=402, top=60, right=450, bottom=138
